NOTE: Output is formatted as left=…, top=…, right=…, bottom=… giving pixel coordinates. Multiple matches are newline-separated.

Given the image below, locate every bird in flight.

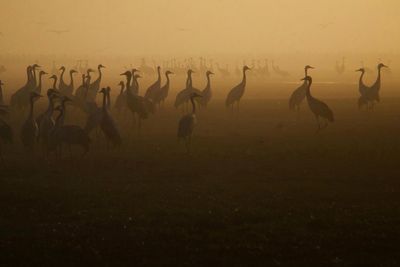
left=47, top=29, right=70, bottom=35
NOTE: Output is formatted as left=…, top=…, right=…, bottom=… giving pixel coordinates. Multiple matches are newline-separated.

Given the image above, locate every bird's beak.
left=300, top=78, right=305, bottom=81
left=383, top=64, right=389, bottom=68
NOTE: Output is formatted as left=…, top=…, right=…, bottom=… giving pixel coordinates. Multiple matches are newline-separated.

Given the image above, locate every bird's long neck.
left=52, top=77, right=58, bottom=89
left=186, top=73, right=192, bottom=88
left=157, top=68, right=161, bottom=83
left=359, top=71, right=365, bottom=85
left=305, top=68, right=308, bottom=77
left=33, top=68, right=38, bottom=87
left=37, top=74, right=44, bottom=91
left=119, top=83, right=125, bottom=95
left=70, top=72, right=75, bottom=88
left=242, top=69, right=247, bottom=86
left=190, top=96, right=196, bottom=114
left=165, top=73, right=170, bottom=87
left=206, top=74, right=211, bottom=89
left=375, top=67, right=382, bottom=86
left=60, top=68, right=65, bottom=82
left=26, top=68, right=31, bottom=85
left=98, top=67, right=103, bottom=80
left=305, top=79, right=313, bottom=98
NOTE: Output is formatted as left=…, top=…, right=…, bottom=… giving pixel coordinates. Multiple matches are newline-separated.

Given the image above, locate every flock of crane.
left=0, top=60, right=389, bottom=159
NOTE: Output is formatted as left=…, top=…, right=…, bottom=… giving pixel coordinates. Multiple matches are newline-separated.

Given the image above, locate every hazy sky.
left=0, top=0, right=399, bottom=55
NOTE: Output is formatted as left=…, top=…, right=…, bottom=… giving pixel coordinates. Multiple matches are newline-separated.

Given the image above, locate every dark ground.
left=1, top=98, right=400, bottom=266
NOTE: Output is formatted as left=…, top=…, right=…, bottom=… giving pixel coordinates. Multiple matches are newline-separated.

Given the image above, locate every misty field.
left=1, top=95, right=400, bottom=266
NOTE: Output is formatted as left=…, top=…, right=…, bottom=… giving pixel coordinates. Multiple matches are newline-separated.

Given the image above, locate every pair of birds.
left=356, top=63, right=388, bottom=110
left=20, top=90, right=91, bottom=156
left=289, top=65, right=334, bottom=131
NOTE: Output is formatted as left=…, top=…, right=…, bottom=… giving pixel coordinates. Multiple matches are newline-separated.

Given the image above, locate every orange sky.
left=0, top=0, right=399, bottom=56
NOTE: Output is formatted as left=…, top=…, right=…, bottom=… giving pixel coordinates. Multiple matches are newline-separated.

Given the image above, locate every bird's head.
left=59, top=66, right=65, bottom=71
left=87, top=68, right=95, bottom=74
left=243, top=65, right=251, bottom=71
left=166, top=70, right=174, bottom=75
left=70, top=69, right=78, bottom=74
left=188, top=69, right=195, bottom=75
left=378, top=63, right=388, bottom=69
left=98, top=87, right=107, bottom=94
left=206, top=70, right=214, bottom=76
left=305, top=65, right=314, bottom=70
left=98, top=64, right=105, bottom=69
left=355, top=68, right=365, bottom=72
left=120, top=71, right=132, bottom=77
left=32, top=64, right=40, bottom=70
left=39, top=70, right=48, bottom=76
left=118, top=81, right=125, bottom=86
left=131, top=68, right=139, bottom=74
left=157, top=66, right=161, bottom=71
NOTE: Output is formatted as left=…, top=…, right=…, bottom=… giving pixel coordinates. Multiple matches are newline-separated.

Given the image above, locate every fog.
left=1, top=0, right=399, bottom=56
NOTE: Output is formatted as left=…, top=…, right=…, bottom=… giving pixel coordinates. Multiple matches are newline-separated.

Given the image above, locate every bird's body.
left=225, top=66, right=250, bottom=109
left=304, top=76, right=334, bottom=131
left=145, top=66, right=161, bottom=101
left=289, top=65, right=314, bottom=111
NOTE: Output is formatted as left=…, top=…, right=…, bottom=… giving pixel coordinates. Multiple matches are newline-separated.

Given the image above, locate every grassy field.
left=1, top=98, right=400, bottom=266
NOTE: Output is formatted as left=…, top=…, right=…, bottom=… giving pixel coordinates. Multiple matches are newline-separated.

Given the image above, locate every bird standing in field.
left=200, top=71, right=214, bottom=107
left=355, top=68, right=369, bottom=110
left=99, top=87, right=122, bottom=147
left=0, top=105, right=13, bottom=162
left=20, top=92, right=42, bottom=151
left=225, top=65, right=250, bottom=111
left=289, top=65, right=314, bottom=112
left=303, top=76, right=334, bottom=132
left=178, top=92, right=202, bottom=152
left=364, top=63, right=388, bottom=110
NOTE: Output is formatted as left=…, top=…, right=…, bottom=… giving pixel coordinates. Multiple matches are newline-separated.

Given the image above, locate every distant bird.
left=36, top=89, right=60, bottom=147
left=0, top=106, right=13, bottom=161
left=0, top=80, right=4, bottom=105
left=10, top=64, right=40, bottom=110
left=145, top=66, right=161, bottom=101
left=178, top=92, right=202, bottom=152
left=121, top=71, right=152, bottom=132
left=355, top=68, right=369, bottom=110
left=364, top=63, right=388, bottom=110
left=34, top=70, right=48, bottom=95
left=49, top=97, right=90, bottom=157
left=271, top=61, right=290, bottom=78
left=289, top=65, right=314, bottom=111
left=303, top=76, right=334, bottom=132
left=225, top=66, right=251, bottom=110
left=87, top=64, right=105, bottom=102
left=58, top=67, right=77, bottom=96
left=99, top=87, right=122, bottom=146
left=156, top=70, right=173, bottom=106
left=200, top=71, right=214, bottom=107
left=49, top=74, right=58, bottom=90
left=175, top=69, right=202, bottom=109
left=20, top=92, right=42, bottom=151
left=114, top=81, right=126, bottom=113
left=335, top=57, right=345, bottom=75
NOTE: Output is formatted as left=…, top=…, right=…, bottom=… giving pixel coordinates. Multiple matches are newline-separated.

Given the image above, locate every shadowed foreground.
left=1, top=99, right=400, bottom=266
